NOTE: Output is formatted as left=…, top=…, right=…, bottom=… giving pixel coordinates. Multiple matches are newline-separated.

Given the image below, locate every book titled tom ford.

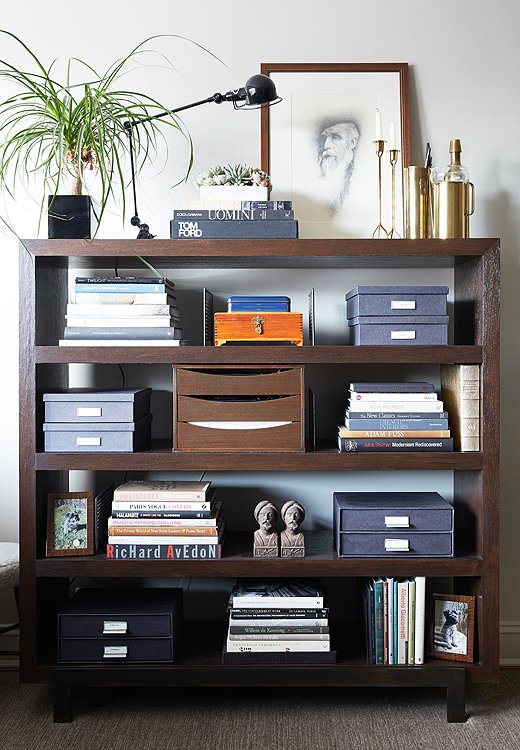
left=170, top=219, right=298, bottom=239
left=106, top=543, right=222, bottom=559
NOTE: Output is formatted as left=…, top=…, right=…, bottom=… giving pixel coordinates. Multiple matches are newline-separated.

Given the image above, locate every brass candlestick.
left=388, top=147, right=401, bottom=239
left=372, top=139, right=390, bottom=239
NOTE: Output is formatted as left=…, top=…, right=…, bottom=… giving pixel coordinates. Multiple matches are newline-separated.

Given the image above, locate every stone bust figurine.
left=280, top=500, right=305, bottom=557
left=253, top=500, right=279, bottom=557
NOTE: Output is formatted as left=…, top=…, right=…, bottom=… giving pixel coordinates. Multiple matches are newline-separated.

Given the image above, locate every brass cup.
left=404, top=167, right=430, bottom=239
left=431, top=182, right=475, bottom=239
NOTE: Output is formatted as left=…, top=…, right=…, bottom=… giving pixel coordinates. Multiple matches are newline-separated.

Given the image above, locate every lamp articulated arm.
left=123, top=74, right=281, bottom=239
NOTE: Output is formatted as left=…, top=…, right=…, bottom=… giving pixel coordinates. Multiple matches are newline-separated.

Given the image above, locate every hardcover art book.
left=231, top=580, right=324, bottom=608
left=113, top=480, right=211, bottom=501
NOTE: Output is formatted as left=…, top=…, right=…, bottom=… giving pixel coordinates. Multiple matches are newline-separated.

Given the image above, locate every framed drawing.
left=430, top=593, right=475, bottom=663
left=46, top=491, right=94, bottom=556
left=260, top=63, right=409, bottom=239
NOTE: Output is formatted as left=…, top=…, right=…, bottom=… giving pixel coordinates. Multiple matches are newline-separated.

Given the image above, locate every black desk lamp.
left=124, top=74, right=282, bottom=239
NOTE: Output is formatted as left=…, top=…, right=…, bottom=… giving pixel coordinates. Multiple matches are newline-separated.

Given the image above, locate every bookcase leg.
left=54, top=683, right=73, bottom=723
left=446, top=669, right=466, bottom=723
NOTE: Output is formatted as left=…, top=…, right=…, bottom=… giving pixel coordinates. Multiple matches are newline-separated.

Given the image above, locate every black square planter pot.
left=48, top=195, right=92, bottom=239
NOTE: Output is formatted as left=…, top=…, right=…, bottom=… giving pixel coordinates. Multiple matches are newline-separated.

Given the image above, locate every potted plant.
left=0, top=31, right=203, bottom=238
left=196, top=164, right=272, bottom=201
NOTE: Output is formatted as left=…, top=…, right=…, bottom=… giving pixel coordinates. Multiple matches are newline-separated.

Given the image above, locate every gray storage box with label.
left=345, top=286, right=448, bottom=319
left=58, top=588, right=183, bottom=664
left=44, top=414, right=152, bottom=452
left=333, top=491, right=453, bottom=557
left=348, top=315, right=449, bottom=345
left=44, top=388, right=151, bottom=423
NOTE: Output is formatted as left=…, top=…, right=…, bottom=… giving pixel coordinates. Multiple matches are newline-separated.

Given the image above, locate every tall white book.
left=414, top=577, right=426, bottom=665
left=386, top=577, right=394, bottom=665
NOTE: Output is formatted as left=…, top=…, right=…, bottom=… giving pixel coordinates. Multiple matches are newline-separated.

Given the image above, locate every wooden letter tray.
left=173, top=365, right=305, bottom=452
left=214, top=312, right=303, bottom=346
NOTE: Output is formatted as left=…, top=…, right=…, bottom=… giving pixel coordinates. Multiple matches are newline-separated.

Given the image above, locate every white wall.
left=1, top=0, right=519, bottom=658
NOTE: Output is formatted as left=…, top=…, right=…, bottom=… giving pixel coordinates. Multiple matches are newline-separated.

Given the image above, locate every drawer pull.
left=103, top=620, right=128, bottom=635
left=384, top=538, right=410, bottom=552
left=391, top=299, right=416, bottom=310
left=76, top=407, right=102, bottom=417
left=103, top=646, right=128, bottom=659
left=76, top=436, right=101, bottom=446
left=384, top=516, right=410, bottom=528
left=391, top=330, right=416, bottom=340
left=188, top=420, right=291, bottom=430
left=251, top=315, right=266, bottom=334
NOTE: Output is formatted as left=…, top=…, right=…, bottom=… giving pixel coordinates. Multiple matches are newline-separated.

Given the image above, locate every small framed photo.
left=430, top=593, right=475, bottom=662
left=46, top=492, right=94, bottom=556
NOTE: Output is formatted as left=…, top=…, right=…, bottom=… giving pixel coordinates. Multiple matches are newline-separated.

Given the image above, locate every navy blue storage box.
left=333, top=492, right=454, bottom=558
left=345, top=286, right=448, bottom=319
left=348, top=315, right=449, bottom=345
left=58, top=588, right=183, bottom=664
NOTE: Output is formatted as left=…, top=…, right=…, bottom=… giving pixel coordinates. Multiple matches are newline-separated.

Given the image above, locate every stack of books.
left=59, top=276, right=183, bottom=346
left=361, top=576, right=426, bottom=665
left=170, top=200, right=298, bottom=239
left=224, top=580, right=332, bottom=661
left=106, top=480, right=224, bottom=559
left=338, top=382, right=453, bottom=452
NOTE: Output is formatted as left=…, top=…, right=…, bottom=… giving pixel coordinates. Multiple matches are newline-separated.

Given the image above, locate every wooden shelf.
left=24, top=237, right=496, bottom=268
left=35, top=532, right=482, bottom=578
left=35, top=444, right=484, bottom=471
left=35, top=344, right=483, bottom=365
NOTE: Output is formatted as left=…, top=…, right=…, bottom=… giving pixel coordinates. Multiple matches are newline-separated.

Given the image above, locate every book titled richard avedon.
left=106, top=543, right=221, bottom=559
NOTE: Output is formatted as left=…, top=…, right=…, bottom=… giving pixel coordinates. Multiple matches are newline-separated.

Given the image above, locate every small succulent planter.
left=199, top=185, right=269, bottom=201
left=196, top=164, right=271, bottom=201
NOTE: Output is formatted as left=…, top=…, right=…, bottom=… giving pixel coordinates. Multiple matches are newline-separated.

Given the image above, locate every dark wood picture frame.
left=430, top=593, right=475, bottom=663
left=260, top=63, right=410, bottom=238
left=46, top=491, right=94, bottom=557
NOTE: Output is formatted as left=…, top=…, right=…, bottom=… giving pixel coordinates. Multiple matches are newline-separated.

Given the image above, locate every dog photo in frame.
left=46, top=491, right=94, bottom=557
left=430, top=593, right=475, bottom=663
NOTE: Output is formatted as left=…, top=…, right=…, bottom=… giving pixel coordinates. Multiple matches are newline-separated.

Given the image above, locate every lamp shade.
left=243, top=74, right=282, bottom=107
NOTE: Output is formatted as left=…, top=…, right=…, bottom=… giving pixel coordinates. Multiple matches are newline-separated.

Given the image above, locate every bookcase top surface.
left=21, top=238, right=499, bottom=269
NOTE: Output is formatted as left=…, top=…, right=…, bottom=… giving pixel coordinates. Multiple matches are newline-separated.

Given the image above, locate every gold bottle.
left=430, top=139, right=475, bottom=238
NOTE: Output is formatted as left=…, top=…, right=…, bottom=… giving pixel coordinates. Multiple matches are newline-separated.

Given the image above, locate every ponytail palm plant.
left=0, top=31, right=208, bottom=235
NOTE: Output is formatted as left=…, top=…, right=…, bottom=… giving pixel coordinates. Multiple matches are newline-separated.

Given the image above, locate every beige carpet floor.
left=0, top=669, right=519, bottom=750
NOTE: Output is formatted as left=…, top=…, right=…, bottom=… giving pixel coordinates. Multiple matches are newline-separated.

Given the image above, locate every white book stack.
left=226, top=580, right=330, bottom=654
left=59, top=276, right=184, bottom=346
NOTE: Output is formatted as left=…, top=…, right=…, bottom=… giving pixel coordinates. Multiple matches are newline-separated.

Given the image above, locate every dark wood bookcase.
left=18, top=238, right=500, bottom=723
